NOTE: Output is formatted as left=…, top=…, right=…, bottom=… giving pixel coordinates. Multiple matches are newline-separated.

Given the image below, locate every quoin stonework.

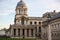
left=7, top=0, right=60, bottom=40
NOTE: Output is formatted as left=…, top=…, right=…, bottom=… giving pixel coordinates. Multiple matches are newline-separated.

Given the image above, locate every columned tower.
left=14, top=0, right=28, bottom=25
left=16, top=0, right=27, bottom=15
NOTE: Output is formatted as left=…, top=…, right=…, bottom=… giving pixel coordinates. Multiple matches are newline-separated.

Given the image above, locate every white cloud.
left=0, top=24, right=10, bottom=30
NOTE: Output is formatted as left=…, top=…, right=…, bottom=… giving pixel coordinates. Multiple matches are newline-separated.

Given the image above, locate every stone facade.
left=8, top=0, right=60, bottom=40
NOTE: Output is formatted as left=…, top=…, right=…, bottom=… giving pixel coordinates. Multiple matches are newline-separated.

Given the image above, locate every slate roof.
left=49, top=12, right=60, bottom=21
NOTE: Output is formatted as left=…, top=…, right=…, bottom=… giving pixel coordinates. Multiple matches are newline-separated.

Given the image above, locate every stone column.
left=37, top=26, right=39, bottom=34
left=33, top=29, right=35, bottom=38
left=20, top=29, right=23, bottom=38
left=20, top=20, right=21, bottom=25
left=41, top=21, right=42, bottom=39
left=29, top=29, right=31, bottom=37
left=41, top=26, right=43, bottom=39
left=25, top=29, right=27, bottom=38
left=10, top=28, right=14, bottom=37
left=24, top=21, right=26, bottom=25
left=48, top=25, right=51, bottom=40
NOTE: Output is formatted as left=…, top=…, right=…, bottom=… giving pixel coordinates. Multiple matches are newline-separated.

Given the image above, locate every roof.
left=17, top=0, right=27, bottom=7
left=49, top=12, right=60, bottom=21
left=43, top=10, right=57, bottom=18
left=28, top=17, right=42, bottom=20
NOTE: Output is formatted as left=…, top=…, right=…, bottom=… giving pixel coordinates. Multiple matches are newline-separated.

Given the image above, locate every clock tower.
left=14, top=0, right=28, bottom=25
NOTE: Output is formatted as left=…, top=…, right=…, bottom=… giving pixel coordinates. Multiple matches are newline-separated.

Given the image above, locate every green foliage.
left=0, top=37, right=36, bottom=40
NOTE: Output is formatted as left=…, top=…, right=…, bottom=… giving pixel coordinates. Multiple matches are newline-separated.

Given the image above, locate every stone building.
left=8, top=0, right=60, bottom=40
left=0, top=28, right=6, bottom=36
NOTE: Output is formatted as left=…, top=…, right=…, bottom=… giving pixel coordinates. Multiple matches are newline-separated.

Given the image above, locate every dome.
left=17, top=0, right=27, bottom=7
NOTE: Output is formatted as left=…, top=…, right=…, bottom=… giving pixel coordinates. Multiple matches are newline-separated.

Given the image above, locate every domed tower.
left=16, top=0, right=27, bottom=15
left=14, top=0, right=28, bottom=25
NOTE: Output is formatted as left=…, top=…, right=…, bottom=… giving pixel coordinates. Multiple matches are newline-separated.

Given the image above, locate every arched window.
left=39, top=22, right=41, bottom=24
left=21, top=18, right=24, bottom=25
left=30, top=21, right=32, bottom=25
left=34, top=22, right=37, bottom=25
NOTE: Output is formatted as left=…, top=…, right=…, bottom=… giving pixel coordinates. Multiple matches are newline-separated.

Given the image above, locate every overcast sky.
left=0, top=0, right=60, bottom=30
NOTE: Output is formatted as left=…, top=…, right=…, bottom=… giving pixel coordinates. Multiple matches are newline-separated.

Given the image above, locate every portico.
left=10, top=25, right=36, bottom=38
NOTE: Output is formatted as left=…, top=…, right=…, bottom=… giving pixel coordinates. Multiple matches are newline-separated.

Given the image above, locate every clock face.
left=20, top=9, right=24, bottom=14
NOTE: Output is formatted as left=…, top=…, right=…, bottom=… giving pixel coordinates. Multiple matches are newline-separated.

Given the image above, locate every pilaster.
left=20, top=29, right=23, bottom=38
left=29, top=29, right=31, bottom=37
left=48, top=25, right=51, bottom=40
left=33, top=29, right=36, bottom=38
left=25, top=29, right=27, bottom=38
